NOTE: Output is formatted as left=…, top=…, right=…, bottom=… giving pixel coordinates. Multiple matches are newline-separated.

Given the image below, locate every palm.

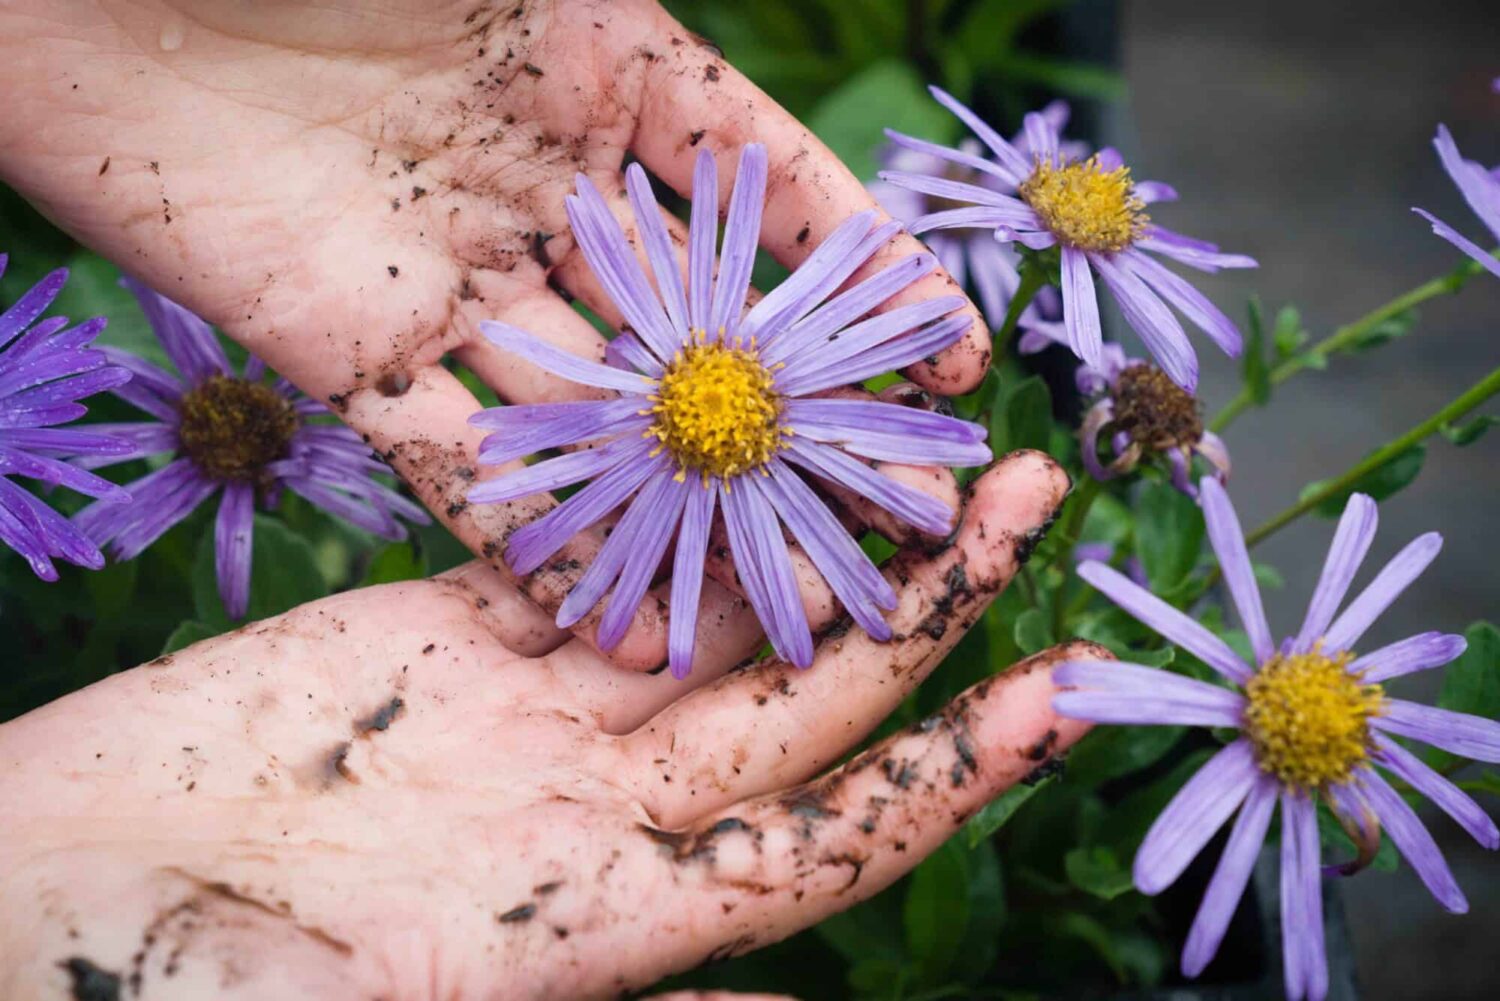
left=0, top=0, right=990, bottom=669
left=1, top=458, right=1099, bottom=1000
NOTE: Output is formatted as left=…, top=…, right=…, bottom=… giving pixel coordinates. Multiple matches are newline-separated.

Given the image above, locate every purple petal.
left=504, top=441, right=663, bottom=575
left=1430, top=125, right=1500, bottom=243
left=965, top=235, right=1023, bottom=330
left=1054, top=660, right=1247, bottom=710
left=1412, top=208, right=1500, bottom=279
left=709, top=144, right=768, bottom=339
left=625, top=162, right=691, bottom=336
left=469, top=434, right=646, bottom=504
left=927, top=85, right=1032, bottom=182
left=775, top=314, right=970, bottom=397
left=1078, top=560, right=1253, bottom=683
left=0, top=445, right=130, bottom=502
left=1094, top=147, right=1124, bottom=171
left=596, top=474, right=689, bottom=650
left=907, top=203, right=1040, bottom=236
left=1181, top=776, right=1277, bottom=977
left=1373, top=735, right=1498, bottom=849
left=0, top=268, right=67, bottom=350
left=877, top=171, right=1021, bottom=211
left=215, top=483, right=254, bottom=619
left=604, top=330, right=664, bottom=376
left=1123, top=249, right=1243, bottom=357
left=121, top=277, right=231, bottom=381
left=761, top=252, right=936, bottom=368
left=1060, top=247, right=1104, bottom=369
left=471, top=398, right=648, bottom=466
left=1373, top=699, right=1500, bottom=763
left=688, top=149, right=719, bottom=333
left=1137, top=230, right=1258, bottom=273
left=282, top=477, right=399, bottom=538
left=721, top=473, right=814, bottom=667
left=1322, top=531, right=1441, bottom=652
left=668, top=481, right=717, bottom=678
left=1134, top=739, right=1258, bottom=895
left=1053, top=691, right=1245, bottom=728
left=774, top=296, right=966, bottom=392
left=1199, top=478, right=1273, bottom=665
left=1197, top=431, right=1232, bottom=480
left=882, top=128, right=1017, bottom=184
left=1293, top=493, right=1377, bottom=653
left=742, top=211, right=883, bottom=342
left=785, top=438, right=954, bottom=537
left=94, top=460, right=217, bottom=560
left=1092, top=253, right=1197, bottom=391
left=1353, top=631, right=1467, bottom=683
left=1021, top=111, right=1057, bottom=161
left=478, top=320, right=653, bottom=394
left=1358, top=768, right=1468, bottom=912
left=567, top=178, right=678, bottom=358
left=1280, top=789, right=1328, bottom=1001
left=1136, top=181, right=1179, bottom=204
left=761, top=458, right=895, bottom=641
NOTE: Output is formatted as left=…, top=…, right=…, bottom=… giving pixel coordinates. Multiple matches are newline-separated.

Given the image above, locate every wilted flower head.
left=1054, top=480, right=1498, bottom=1000
left=74, top=280, right=427, bottom=618
left=881, top=86, right=1256, bottom=390
left=0, top=256, right=132, bottom=579
left=1413, top=123, right=1500, bottom=279
left=468, top=145, right=991, bottom=678
left=868, top=101, right=1078, bottom=340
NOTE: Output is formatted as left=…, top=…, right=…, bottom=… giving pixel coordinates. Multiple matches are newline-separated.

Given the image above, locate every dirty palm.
left=0, top=3, right=1498, bottom=1001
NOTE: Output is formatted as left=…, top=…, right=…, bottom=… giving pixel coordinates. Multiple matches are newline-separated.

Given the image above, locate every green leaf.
left=360, top=541, right=427, bottom=587
left=999, top=375, right=1053, bottom=454
left=1064, top=845, right=1135, bottom=900
left=1243, top=296, right=1270, bottom=405
left=948, top=839, right=1005, bottom=985
left=1067, top=724, right=1185, bottom=786
left=1345, top=308, right=1416, bottom=354
left=965, top=774, right=1055, bottom=847
left=192, top=515, right=330, bottom=628
left=1272, top=304, right=1308, bottom=359
left=162, top=620, right=221, bottom=654
left=805, top=60, right=954, bottom=181
left=1000, top=54, right=1128, bottom=101
left=1440, top=414, right=1499, bottom=447
left=83, top=558, right=138, bottom=620
left=1133, top=480, right=1204, bottom=593
left=903, top=838, right=969, bottom=983
left=1012, top=607, right=1054, bottom=656
left=53, top=252, right=167, bottom=367
left=815, top=883, right=905, bottom=966
left=1439, top=621, right=1500, bottom=720
left=1299, top=443, right=1426, bottom=517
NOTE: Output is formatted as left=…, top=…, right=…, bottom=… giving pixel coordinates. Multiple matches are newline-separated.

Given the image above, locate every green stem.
left=1210, top=257, right=1486, bottom=433
left=1050, top=476, right=1102, bottom=637
left=993, top=260, right=1047, bottom=358
left=1243, top=365, right=1500, bottom=548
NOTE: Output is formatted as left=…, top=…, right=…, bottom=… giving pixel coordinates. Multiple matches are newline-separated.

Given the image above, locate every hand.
left=0, top=455, right=1101, bottom=1001
left=0, top=0, right=990, bottom=668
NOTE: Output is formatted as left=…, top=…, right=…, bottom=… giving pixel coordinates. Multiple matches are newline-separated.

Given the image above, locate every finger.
left=628, top=10, right=990, bottom=395
left=622, top=450, right=1070, bottom=826
left=638, top=644, right=1103, bottom=972
left=433, top=560, right=568, bottom=658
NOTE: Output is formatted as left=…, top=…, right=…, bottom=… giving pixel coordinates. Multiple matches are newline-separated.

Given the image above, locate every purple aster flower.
left=73, top=279, right=428, bottom=619
left=1053, top=478, right=1497, bottom=1000
left=880, top=86, right=1256, bottom=390
left=867, top=100, right=1079, bottom=341
left=0, top=255, right=133, bottom=580
left=468, top=145, right=990, bottom=678
left=1413, top=124, right=1500, bottom=279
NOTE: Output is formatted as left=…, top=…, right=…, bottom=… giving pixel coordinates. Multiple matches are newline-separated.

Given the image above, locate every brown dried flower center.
left=177, top=375, right=298, bottom=482
left=1111, top=364, right=1203, bottom=451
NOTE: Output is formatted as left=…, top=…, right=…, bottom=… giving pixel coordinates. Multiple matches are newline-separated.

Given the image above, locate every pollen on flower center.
left=1112, top=363, right=1203, bottom=451
left=1017, top=155, right=1146, bottom=253
left=1243, top=649, right=1384, bottom=789
left=648, top=333, right=786, bottom=480
left=177, top=375, right=299, bottom=482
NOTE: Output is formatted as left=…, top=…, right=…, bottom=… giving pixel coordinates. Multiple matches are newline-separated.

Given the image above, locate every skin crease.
left=0, top=455, right=1104, bottom=1000
left=0, top=0, right=991, bottom=672
left=0, top=3, right=1104, bottom=998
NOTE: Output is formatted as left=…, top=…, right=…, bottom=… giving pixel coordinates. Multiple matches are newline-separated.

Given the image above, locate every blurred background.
left=2, top=1, right=1496, bottom=998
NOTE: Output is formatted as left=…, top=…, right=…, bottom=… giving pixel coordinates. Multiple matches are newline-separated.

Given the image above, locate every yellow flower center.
left=1243, top=649, right=1384, bottom=790
left=1017, top=155, right=1147, bottom=253
left=177, top=375, right=299, bottom=482
left=648, top=333, right=786, bottom=480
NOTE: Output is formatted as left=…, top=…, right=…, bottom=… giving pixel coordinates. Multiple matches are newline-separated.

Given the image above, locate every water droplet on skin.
left=159, top=19, right=185, bottom=52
